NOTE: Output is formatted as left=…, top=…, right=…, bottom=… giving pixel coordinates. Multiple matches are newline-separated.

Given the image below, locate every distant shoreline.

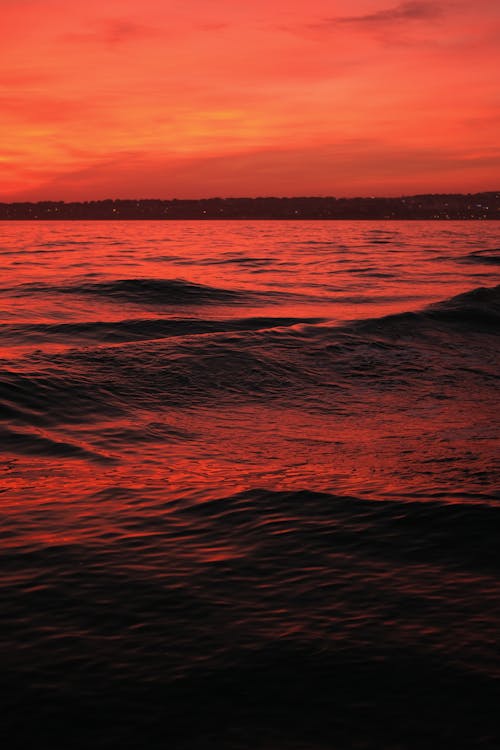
left=0, top=192, right=498, bottom=220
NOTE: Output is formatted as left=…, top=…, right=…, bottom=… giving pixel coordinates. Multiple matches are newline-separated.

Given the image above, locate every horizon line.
left=2, top=190, right=500, bottom=204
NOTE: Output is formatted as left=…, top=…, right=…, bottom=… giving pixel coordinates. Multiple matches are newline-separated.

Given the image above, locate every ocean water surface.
left=1, top=220, right=499, bottom=748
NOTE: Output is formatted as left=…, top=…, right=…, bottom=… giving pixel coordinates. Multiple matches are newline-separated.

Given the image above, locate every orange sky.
left=1, top=0, right=499, bottom=200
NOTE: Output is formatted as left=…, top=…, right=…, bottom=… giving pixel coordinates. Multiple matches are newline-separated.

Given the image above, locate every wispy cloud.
left=66, top=18, right=157, bottom=46
left=316, top=1, right=443, bottom=28
left=8, top=139, right=500, bottom=202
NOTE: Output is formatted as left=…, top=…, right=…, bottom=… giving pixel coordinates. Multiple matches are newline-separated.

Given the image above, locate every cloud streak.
left=6, top=139, right=500, bottom=203
left=66, top=18, right=158, bottom=47
left=317, top=1, right=443, bottom=28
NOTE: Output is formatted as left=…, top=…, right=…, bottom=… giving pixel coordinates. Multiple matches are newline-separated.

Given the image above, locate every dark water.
left=1, top=220, right=499, bottom=749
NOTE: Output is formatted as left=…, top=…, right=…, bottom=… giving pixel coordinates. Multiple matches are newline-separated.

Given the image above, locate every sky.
left=1, top=0, right=499, bottom=200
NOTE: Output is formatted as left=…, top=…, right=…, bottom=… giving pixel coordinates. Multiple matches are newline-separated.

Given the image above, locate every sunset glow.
left=1, top=0, right=500, bottom=199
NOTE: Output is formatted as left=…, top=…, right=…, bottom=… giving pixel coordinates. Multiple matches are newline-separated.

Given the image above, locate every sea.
left=1, top=220, right=499, bottom=749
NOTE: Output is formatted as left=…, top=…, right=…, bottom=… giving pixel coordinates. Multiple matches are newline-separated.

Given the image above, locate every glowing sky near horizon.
left=1, top=0, right=499, bottom=200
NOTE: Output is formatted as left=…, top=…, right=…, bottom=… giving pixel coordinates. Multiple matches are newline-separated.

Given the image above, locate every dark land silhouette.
left=0, top=192, right=498, bottom=220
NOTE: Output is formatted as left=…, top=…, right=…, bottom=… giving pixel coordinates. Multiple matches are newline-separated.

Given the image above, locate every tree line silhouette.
left=0, top=193, right=498, bottom=220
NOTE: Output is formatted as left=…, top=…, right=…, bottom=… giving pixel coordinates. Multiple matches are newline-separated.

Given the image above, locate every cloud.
left=98, top=18, right=156, bottom=44
left=315, top=2, right=443, bottom=28
left=7, top=140, right=500, bottom=202
left=66, top=17, right=157, bottom=46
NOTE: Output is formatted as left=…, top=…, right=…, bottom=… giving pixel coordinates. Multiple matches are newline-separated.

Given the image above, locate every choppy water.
left=1, top=220, right=499, bottom=749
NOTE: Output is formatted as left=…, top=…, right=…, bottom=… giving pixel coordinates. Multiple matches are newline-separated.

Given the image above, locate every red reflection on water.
left=1, top=220, right=499, bottom=551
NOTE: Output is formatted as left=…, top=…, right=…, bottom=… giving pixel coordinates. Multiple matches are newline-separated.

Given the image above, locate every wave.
left=426, top=283, right=500, bottom=325
left=0, top=425, right=111, bottom=461
left=67, top=277, right=246, bottom=305
left=461, top=249, right=500, bottom=265
left=2, top=286, right=498, bottom=428
left=5, top=277, right=250, bottom=306
left=0, top=368, right=125, bottom=426
left=0, top=315, right=324, bottom=347
left=350, top=283, right=500, bottom=336
left=0, top=276, right=373, bottom=308
left=177, top=487, right=500, bottom=572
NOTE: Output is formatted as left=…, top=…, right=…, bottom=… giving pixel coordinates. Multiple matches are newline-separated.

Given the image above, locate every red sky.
left=1, top=0, right=499, bottom=200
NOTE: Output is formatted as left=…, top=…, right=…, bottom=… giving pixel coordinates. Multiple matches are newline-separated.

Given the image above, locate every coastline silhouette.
left=1, top=191, right=498, bottom=220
